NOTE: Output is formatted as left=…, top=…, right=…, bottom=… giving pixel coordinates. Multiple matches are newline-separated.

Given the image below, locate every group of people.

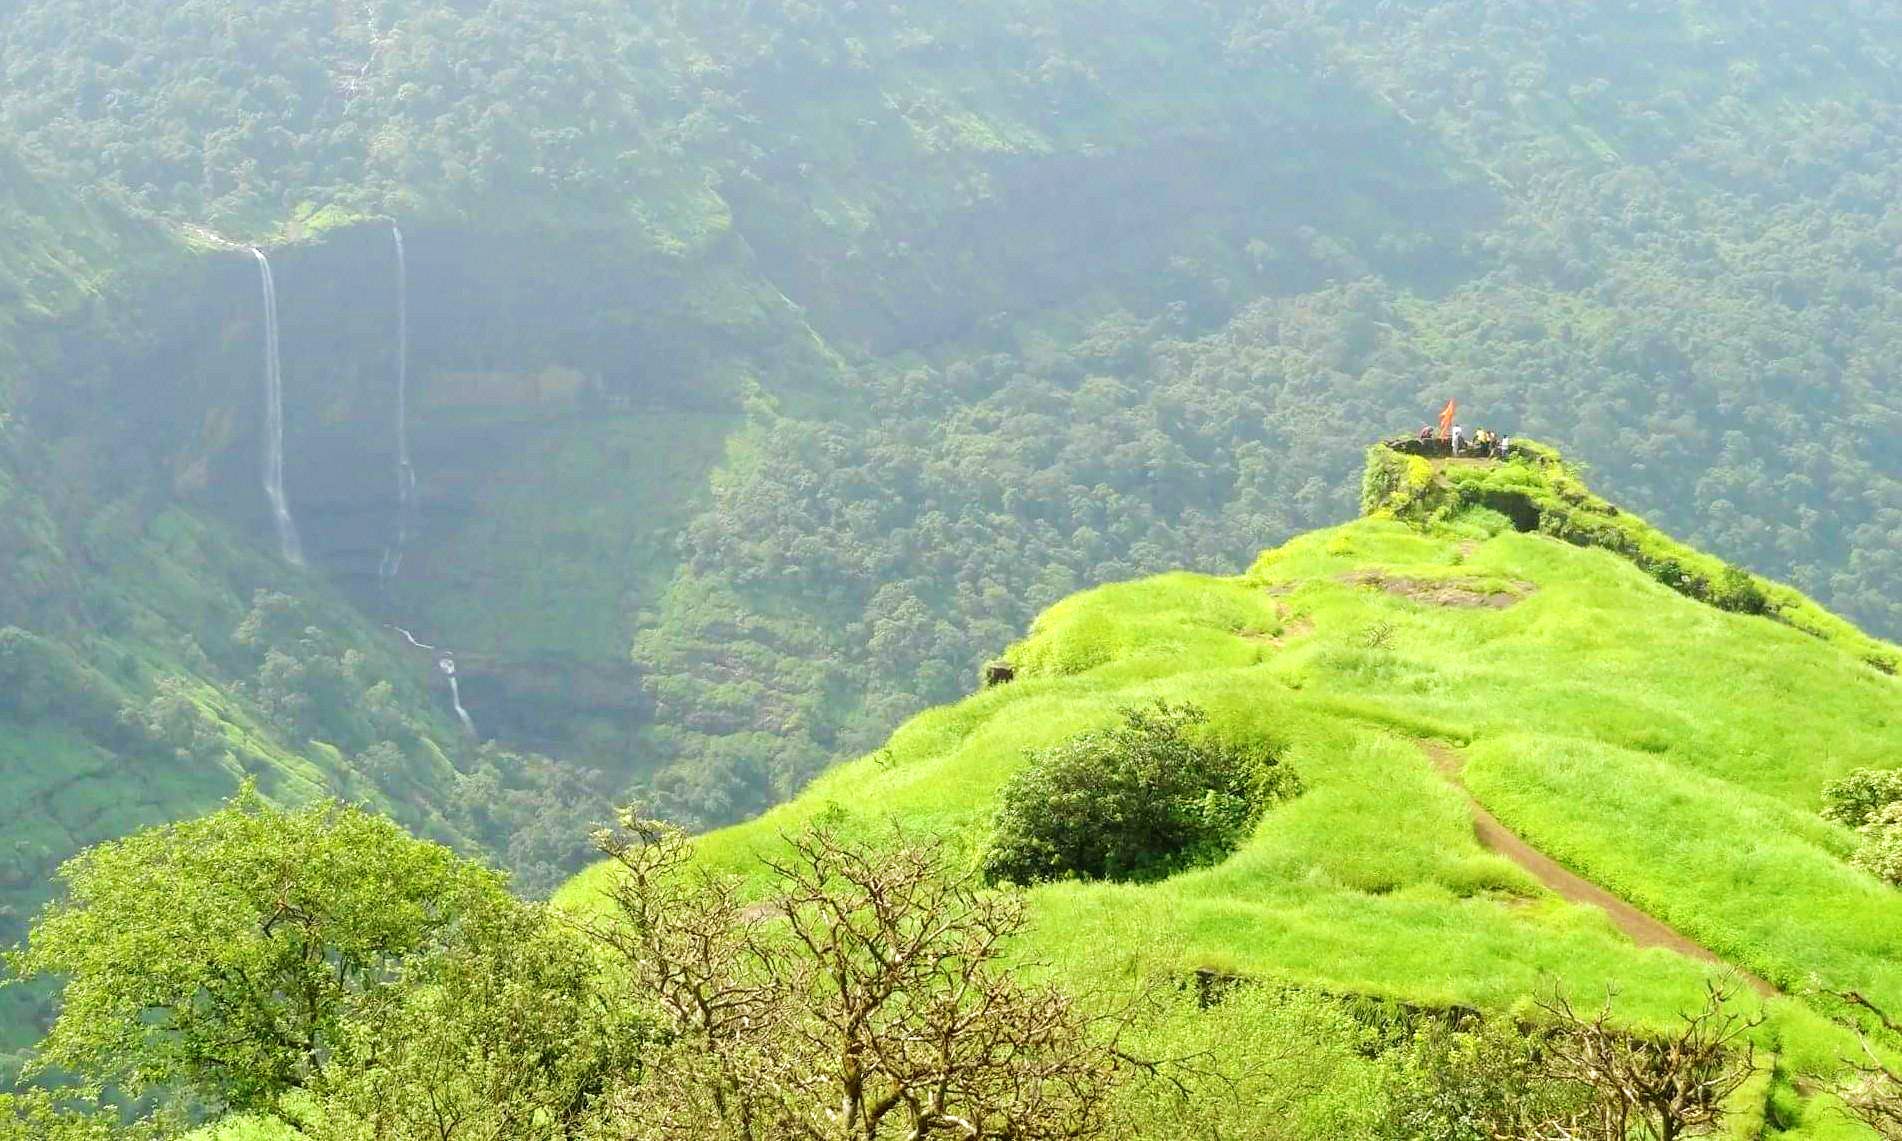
left=1416, top=422, right=1512, bottom=459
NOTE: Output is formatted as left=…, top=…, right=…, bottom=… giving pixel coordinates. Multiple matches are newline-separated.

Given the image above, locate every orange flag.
left=1437, top=399, right=1457, bottom=440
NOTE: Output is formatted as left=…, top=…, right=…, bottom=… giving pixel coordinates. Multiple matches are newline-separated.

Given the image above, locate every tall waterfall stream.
left=380, top=225, right=416, bottom=584
left=258, top=232, right=479, bottom=740
left=251, top=248, right=303, bottom=565
left=390, top=625, right=480, bottom=739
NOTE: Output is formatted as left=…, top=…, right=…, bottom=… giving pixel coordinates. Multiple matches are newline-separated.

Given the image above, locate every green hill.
left=1, top=0, right=1901, bottom=844
left=558, top=444, right=1902, bottom=1137
left=6, top=0, right=1902, bottom=1109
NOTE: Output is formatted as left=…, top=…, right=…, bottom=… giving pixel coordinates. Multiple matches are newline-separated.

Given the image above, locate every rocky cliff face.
left=141, top=222, right=807, bottom=776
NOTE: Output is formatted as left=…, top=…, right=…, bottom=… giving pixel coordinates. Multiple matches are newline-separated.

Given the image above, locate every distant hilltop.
left=1362, top=439, right=1899, bottom=676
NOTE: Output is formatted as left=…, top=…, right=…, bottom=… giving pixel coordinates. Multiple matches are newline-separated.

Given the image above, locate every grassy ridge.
left=559, top=457, right=1900, bottom=1137
left=1365, top=441, right=1900, bottom=672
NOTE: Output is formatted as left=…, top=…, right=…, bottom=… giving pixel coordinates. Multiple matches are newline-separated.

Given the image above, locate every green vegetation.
left=1822, top=770, right=1902, bottom=832
left=7, top=789, right=640, bottom=1139
left=1848, top=811, right=1902, bottom=887
left=0, top=154, right=528, bottom=1058
left=0, top=1090, right=163, bottom=1140
left=982, top=700, right=1299, bottom=885
left=6, top=787, right=507, bottom=1109
left=559, top=452, right=1901, bottom=1136
left=1821, top=770, right=1902, bottom=886
left=2, top=2, right=1902, bottom=1128
left=9, top=783, right=1776, bottom=1140
left=296, top=887, right=644, bottom=1141
left=1365, top=442, right=1899, bottom=672
left=396, top=412, right=737, bottom=667
left=4, top=441, right=1889, bottom=1135
left=2, top=0, right=1901, bottom=851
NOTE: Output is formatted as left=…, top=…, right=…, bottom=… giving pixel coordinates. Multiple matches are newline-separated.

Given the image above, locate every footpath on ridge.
left=1414, top=740, right=1778, bottom=998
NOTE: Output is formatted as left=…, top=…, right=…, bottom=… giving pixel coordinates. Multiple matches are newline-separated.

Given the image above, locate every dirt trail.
left=1416, top=741, right=1776, bottom=997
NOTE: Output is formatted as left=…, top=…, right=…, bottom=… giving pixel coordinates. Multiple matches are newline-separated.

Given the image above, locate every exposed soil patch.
left=1239, top=607, right=1316, bottom=647
left=1416, top=740, right=1776, bottom=997
left=1344, top=571, right=1534, bottom=609
left=1240, top=618, right=1315, bottom=648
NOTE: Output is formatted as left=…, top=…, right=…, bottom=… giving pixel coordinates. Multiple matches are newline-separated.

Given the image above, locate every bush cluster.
left=1820, top=767, right=1902, bottom=885
left=1822, top=768, right=1902, bottom=829
left=982, top=701, right=1299, bottom=885
left=1361, top=449, right=1441, bottom=519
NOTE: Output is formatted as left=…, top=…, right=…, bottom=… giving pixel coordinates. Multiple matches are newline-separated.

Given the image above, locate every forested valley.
left=0, top=0, right=1900, bottom=1114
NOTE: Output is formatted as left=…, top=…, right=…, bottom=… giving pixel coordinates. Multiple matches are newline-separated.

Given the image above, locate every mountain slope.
left=562, top=446, right=1901, bottom=1137
left=3, top=7, right=1902, bottom=1097
left=0, top=154, right=545, bottom=1070
left=2, top=1, right=1900, bottom=837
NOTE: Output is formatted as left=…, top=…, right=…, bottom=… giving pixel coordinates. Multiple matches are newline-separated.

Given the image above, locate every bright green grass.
left=558, top=505, right=1900, bottom=1136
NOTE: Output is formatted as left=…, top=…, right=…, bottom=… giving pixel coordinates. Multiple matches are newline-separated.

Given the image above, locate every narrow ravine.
left=1416, top=740, right=1777, bottom=997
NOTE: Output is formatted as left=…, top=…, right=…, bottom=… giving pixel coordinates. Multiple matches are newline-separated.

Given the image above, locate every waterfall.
left=380, top=224, right=415, bottom=584
left=392, top=626, right=478, bottom=738
left=439, top=655, right=478, bottom=737
left=377, top=234, right=474, bottom=739
left=388, top=624, right=436, bottom=651
left=252, top=249, right=304, bottom=565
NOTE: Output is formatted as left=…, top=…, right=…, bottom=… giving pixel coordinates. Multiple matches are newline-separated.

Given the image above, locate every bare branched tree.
left=1824, top=990, right=1902, bottom=1139
left=579, top=812, right=1129, bottom=1141
left=1527, top=977, right=1759, bottom=1141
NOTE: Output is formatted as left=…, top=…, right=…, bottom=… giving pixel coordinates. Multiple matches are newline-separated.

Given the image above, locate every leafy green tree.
left=1852, top=805, right=1902, bottom=886
left=0, top=1091, right=165, bottom=1141
left=5, top=785, right=508, bottom=1112
left=1818, top=768, right=1902, bottom=885
left=982, top=701, right=1299, bottom=885
left=306, top=896, right=648, bottom=1141
left=1822, top=768, right=1902, bottom=829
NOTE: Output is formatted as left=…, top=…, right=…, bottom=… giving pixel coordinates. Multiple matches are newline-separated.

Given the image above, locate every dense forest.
left=0, top=0, right=1900, bottom=1060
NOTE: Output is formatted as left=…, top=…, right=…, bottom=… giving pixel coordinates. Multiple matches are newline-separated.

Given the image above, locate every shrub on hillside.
left=1821, top=768, right=1902, bottom=829
left=1710, top=565, right=1770, bottom=615
left=1851, top=804, right=1902, bottom=886
left=1361, top=449, right=1440, bottom=519
left=1818, top=768, right=1902, bottom=886
left=1376, top=1018, right=1593, bottom=1141
left=982, top=701, right=1299, bottom=885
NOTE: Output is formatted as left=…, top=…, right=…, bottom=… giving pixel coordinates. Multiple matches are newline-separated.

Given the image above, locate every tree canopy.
left=6, top=786, right=508, bottom=1109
